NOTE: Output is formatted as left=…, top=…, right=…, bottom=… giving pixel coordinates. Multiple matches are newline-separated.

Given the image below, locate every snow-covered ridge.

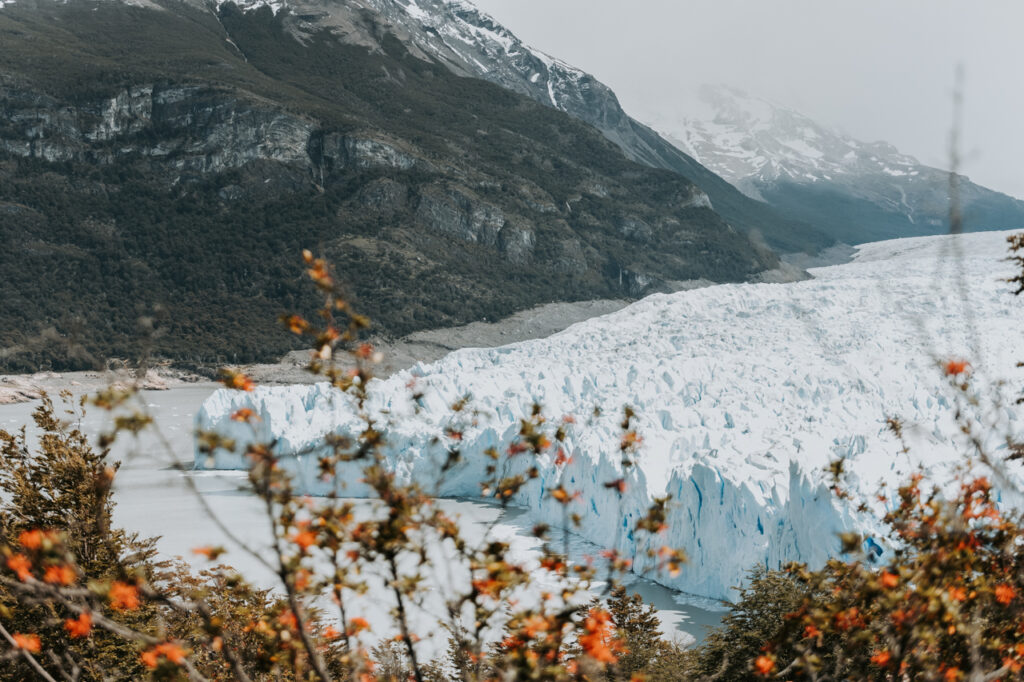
left=196, top=233, right=1024, bottom=601
left=649, top=85, right=924, bottom=199
left=360, top=0, right=589, bottom=111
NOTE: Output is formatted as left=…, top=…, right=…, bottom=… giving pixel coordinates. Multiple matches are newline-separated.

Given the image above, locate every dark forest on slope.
left=0, top=0, right=779, bottom=371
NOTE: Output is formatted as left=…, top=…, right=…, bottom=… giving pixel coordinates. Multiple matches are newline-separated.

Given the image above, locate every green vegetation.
left=0, top=0, right=776, bottom=372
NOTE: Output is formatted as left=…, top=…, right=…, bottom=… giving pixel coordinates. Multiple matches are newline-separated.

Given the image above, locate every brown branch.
left=387, top=553, right=424, bottom=682
left=0, top=619, right=60, bottom=682
left=259, top=476, right=333, bottom=682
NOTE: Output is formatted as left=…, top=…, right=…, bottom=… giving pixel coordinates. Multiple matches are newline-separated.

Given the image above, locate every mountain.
left=650, top=85, right=1024, bottom=244
left=309, top=0, right=833, bottom=253
left=0, top=0, right=784, bottom=372
left=196, top=230, right=1024, bottom=601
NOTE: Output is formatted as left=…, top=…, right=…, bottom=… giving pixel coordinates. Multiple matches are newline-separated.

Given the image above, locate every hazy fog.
left=470, top=0, right=1024, bottom=199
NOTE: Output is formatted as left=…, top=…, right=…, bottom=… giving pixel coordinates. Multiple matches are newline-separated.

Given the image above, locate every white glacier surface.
left=196, top=230, right=1024, bottom=601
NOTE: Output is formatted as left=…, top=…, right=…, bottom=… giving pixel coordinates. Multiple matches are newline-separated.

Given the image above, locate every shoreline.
left=1, top=298, right=632, bottom=402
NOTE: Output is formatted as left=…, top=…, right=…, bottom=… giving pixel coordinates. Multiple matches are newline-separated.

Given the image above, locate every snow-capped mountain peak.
left=648, top=85, right=1024, bottom=244
left=651, top=85, right=921, bottom=200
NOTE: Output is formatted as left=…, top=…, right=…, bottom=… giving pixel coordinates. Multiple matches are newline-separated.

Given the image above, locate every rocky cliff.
left=223, top=0, right=832, bottom=253
left=0, top=0, right=780, bottom=371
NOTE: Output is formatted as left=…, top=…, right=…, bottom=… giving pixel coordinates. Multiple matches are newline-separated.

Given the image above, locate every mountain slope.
left=651, top=86, right=1024, bottom=244
left=257, top=0, right=833, bottom=253
left=0, top=0, right=779, bottom=371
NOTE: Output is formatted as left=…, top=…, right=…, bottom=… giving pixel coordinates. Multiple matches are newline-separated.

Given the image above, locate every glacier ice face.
left=196, top=231, right=1024, bottom=601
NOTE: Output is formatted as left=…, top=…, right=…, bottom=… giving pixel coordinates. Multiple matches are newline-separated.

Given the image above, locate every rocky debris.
left=236, top=298, right=631, bottom=384
left=0, top=376, right=43, bottom=405
left=0, top=368, right=201, bottom=404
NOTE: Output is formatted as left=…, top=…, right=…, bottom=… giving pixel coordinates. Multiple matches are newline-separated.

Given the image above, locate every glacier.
left=196, top=230, right=1024, bottom=601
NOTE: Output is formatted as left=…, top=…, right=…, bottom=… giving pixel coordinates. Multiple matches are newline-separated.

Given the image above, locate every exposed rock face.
left=415, top=184, right=506, bottom=247
left=358, top=178, right=409, bottom=214
left=619, top=217, right=653, bottom=243
left=311, top=132, right=423, bottom=175
left=263, top=0, right=828, bottom=252
left=0, top=83, right=420, bottom=179
left=497, top=218, right=534, bottom=264
left=0, top=0, right=781, bottom=370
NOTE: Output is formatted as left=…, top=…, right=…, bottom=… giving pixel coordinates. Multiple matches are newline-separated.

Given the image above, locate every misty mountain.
left=651, top=85, right=1024, bottom=244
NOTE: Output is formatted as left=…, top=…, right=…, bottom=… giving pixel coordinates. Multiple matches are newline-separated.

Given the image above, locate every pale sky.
left=470, top=0, right=1024, bottom=199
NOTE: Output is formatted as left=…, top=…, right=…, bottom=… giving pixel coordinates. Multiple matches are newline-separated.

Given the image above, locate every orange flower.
left=947, top=586, right=968, bottom=602
left=834, top=607, right=863, bottom=631
left=578, top=608, right=622, bottom=665
left=880, top=570, right=899, bottom=589
left=141, top=642, right=186, bottom=669
left=191, top=546, right=224, bottom=561
left=64, top=612, right=92, bottom=639
left=109, top=581, right=140, bottom=610
left=803, top=624, right=821, bottom=639
left=871, top=650, right=892, bottom=666
left=522, top=614, right=550, bottom=638
left=290, top=527, right=317, bottom=551
left=221, top=370, right=255, bottom=392
left=944, top=667, right=961, bottom=681
left=347, top=617, right=371, bottom=636
left=7, top=554, right=32, bottom=581
left=278, top=610, right=298, bottom=630
left=322, top=626, right=341, bottom=640
left=230, top=408, right=260, bottom=423
left=753, top=655, right=775, bottom=676
left=12, top=633, right=41, bottom=653
left=19, top=529, right=44, bottom=550
left=995, top=583, right=1017, bottom=605
left=944, top=359, right=970, bottom=376
left=43, top=564, right=76, bottom=586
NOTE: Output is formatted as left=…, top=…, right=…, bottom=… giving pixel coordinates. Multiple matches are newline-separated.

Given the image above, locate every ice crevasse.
left=196, top=231, right=1024, bottom=601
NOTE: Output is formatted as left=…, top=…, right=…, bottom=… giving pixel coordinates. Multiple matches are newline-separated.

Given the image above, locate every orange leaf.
left=12, top=633, right=41, bottom=653
left=109, top=581, right=140, bottom=611
left=944, top=359, right=970, bottom=376
left=18, top=530, right=44, bottom=550
left=6, top=554, right=32, bottom=581
left=64, top=613, right=92, bottom=639
left=871, top=650, right=892, bottom=666
left=43, top=564, right=76, bottom=586
left=754, top=655, right=775, bottom=676
left=880, top=570, right=899, bottom=589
